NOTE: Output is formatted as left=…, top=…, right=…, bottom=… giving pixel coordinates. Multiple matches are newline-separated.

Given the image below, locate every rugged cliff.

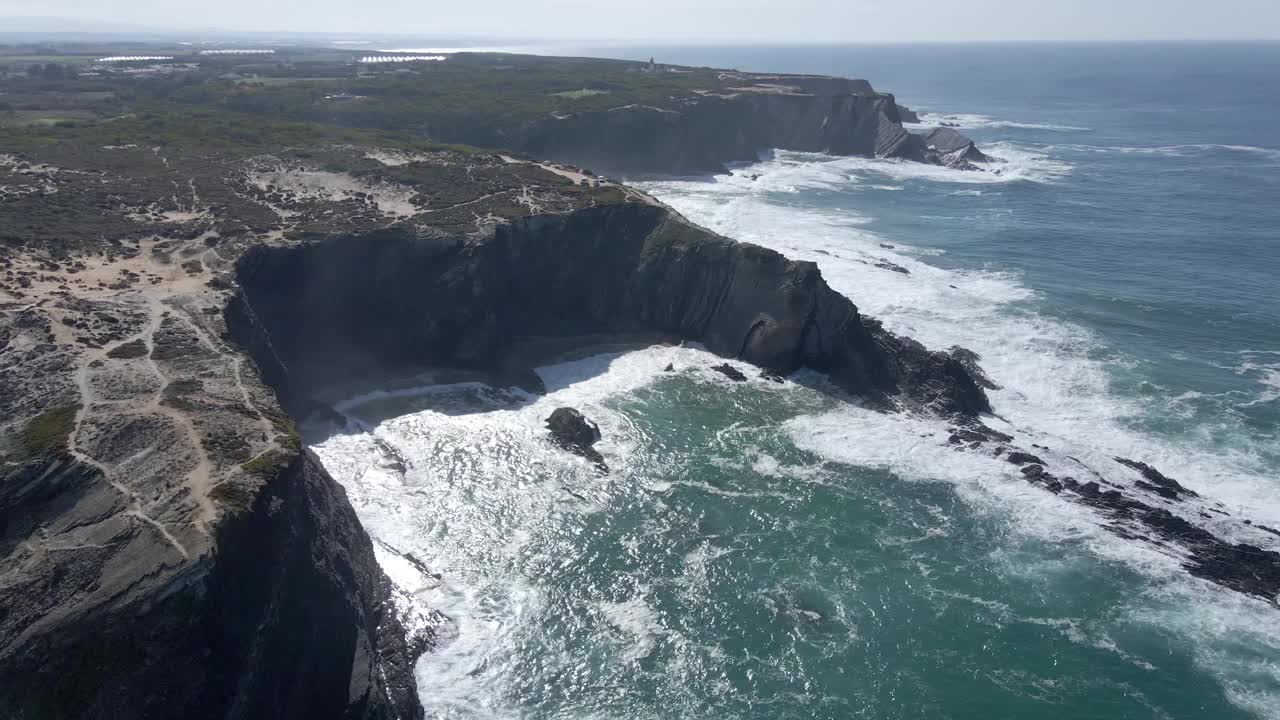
left=426, top=74, right=988, bottom=176
left=0, top=144, right=745, bottom=720
left=0, top=447, right=430, bottom=720
left=230, top=200, right=1280, bottom=604
left=0, top=145, right=579, bottom=720
left=232, top=203, right=990, bottom=417
left=2, top=130, right=1273, bottom=720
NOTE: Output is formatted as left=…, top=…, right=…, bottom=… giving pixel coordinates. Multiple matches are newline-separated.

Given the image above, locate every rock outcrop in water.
left=711, top=363, right=749, bottom=382
left=948, top=420, right=1280, bottom=602
left=546, top=407, right=607, bottom=471
left=919, top=127, right=990, bottom=168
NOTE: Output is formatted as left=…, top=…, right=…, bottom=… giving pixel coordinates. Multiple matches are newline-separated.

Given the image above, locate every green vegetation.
left=14, top=404, right=80, bottom=462
left=0, top=56, right=92, bottom=63
left=0, top=107, right=475, bottom=154
left=0, top=43, right=684, bottom=257
left=257, top=402, right=301, bottom=453
left=0, top=46, right=728, bottom=155
left=214, top=446, right=300, bottom=515
left=590, top=186, right=631, bottom=205
left=179, top=55, right=715, bottom=134
left=209, top=477, right=263, bottom=517
left=105, top=340, right=149, bottom=359
left=240, top=449, right=295, bottom=480
left=0, top=111, right=98, bottom=127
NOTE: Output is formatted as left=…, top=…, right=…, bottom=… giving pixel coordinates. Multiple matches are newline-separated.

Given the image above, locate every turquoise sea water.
left=308, top=43, right=1280, bottom=719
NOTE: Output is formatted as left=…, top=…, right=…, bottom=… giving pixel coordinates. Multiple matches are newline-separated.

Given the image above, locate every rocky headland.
left=435, top=72, right=990, bottom=175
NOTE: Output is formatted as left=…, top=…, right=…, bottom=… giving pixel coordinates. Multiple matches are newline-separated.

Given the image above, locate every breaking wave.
left=303, top=122, right=1277, bottom=719
left=721, top=145, right=1071, bottom=188
left=1048, top=143, right=1280, bottom=161
left=913, top=111, right=1091, bottom=132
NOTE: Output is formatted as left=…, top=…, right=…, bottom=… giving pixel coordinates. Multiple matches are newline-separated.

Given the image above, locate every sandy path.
left=69, top=346, right=193, bottom=560
left=140, top=297, right=218, bottom=532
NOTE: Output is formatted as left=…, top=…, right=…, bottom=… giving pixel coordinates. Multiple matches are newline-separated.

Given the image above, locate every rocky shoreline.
left=232, top=199, right=1280, bottom=605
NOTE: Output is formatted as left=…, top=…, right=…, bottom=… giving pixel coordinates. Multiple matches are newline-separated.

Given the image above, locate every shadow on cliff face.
left=299, top=340, right=696, bottom=441
left=502, top=88, right=988, bottom=176
left=227, top=202, right=991, bottom=425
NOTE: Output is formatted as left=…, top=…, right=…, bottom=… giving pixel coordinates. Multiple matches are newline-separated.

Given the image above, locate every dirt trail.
left=499, top=155, right=665, bottom=208
left=68, top=348, right=192, bottom=560
left=13, top=227, right=287, bottom=549
left=139, top=297, right=218, bottom=532
left=168, top=299, right=283, bottom=467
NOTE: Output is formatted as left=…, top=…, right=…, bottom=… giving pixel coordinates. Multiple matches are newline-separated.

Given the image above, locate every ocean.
left=304, top=43, right=1280, bottom=718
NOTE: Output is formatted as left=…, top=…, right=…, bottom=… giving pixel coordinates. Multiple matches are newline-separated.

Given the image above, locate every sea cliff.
left=432, top=76, right=989, bottom=175
left=232, top=203, right=990, bottom=416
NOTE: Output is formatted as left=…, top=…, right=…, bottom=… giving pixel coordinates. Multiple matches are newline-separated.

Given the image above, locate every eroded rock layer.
left=441, top=76, right=987, bottom=175
left=232, top=203, right=991, bottom=417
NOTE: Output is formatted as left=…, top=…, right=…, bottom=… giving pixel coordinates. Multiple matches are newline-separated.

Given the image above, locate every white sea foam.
left=1237, top=352, right=1280, bottom=407
left=596, top=597, right=665, bottom=662
left=636, top=166, right=1279, bottom=530
left=914, top=112, right=1091, bottom=132
left=307, top=345, right=785, bottom=717
left=1113, top=144, right=1280, bottom=160
left=665, top=148, right=1064, bottom=198
left=1049, top=143, right=1280, bottom=161
left=718, top=146, right=1071, bottom=187
left=306, top=141, right=1277, bottom=716
left=633, top=162, right=1280, bottom=716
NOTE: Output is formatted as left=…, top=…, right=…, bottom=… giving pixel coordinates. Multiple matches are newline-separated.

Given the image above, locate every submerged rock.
left=760, top=368, right=786, bottom=383
left=1115, top=457, right=1199, bottom=501
left=941, top=418, right=1280, bottom=602
left=1006, top=451, right=1046, bottom=466
left=547, top=407, right=601, bottom=448
left=711, top=363, right=748, bottom=382
left=875, top=259, right=911, bottom=275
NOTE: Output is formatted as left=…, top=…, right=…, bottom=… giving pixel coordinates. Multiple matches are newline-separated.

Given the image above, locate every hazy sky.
left=4, top=0, right=1280, bottom=42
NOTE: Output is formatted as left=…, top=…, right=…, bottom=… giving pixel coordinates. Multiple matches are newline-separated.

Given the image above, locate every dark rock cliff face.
left=0, top=446, right=428, bottom=720
left=422, top=77, right=984, bottom=176
left=920, top=127, right=990, bottom=167
left=895, top=103, right=922, bottom=124
left=232, top=203, right=990, bottom=417
left=489, top=90, right=983, bottom=175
